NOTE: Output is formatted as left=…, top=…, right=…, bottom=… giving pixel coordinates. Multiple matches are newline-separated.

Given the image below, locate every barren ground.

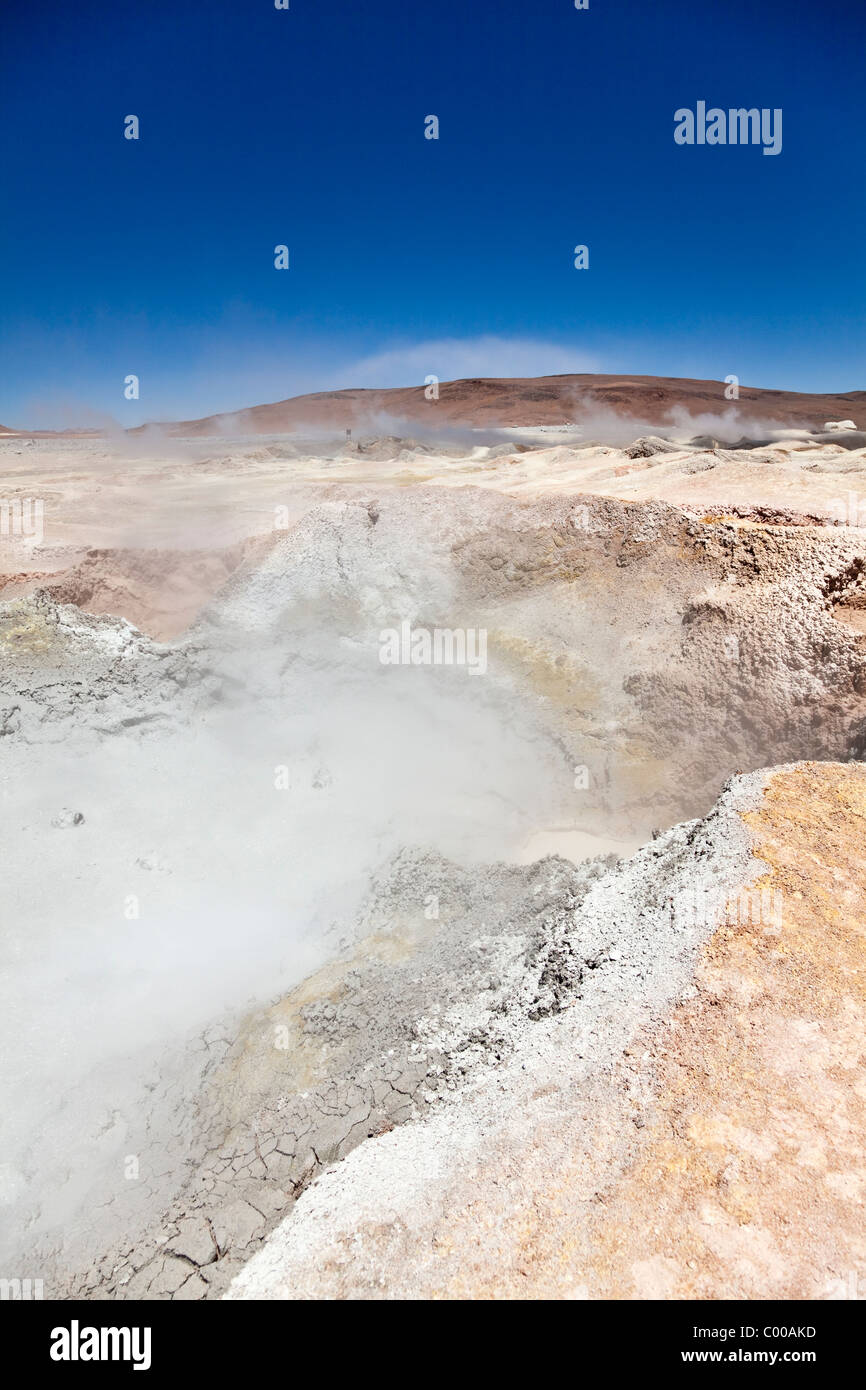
left=2, top=413, right=865, bottom=1300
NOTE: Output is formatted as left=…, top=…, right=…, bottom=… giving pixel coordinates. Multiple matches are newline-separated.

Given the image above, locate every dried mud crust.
left=450, top=761, right=866, bottom=1300
left=225, top=762, right=866, bottom=1300
left=0, top=591, right=196, bottom=742
left=197, top=488, right=866, bottom=825
left=5, top=490, right=866, bottom=1300
left=5, top=494, right=866, bottom=802
left=55, top=854, right=612, bottom=1297
left=0, top=539, right=268, bottom=642
left=61, top=772, right=757, bottom=1300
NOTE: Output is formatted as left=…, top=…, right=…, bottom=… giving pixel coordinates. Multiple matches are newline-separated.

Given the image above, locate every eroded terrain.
left=2, top=423, right=865, bottom=1299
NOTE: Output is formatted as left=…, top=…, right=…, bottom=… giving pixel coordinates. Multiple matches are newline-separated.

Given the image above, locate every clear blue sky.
left=1, top=0, right=863, bottom=427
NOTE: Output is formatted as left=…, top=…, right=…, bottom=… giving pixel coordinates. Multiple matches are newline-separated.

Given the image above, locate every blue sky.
left=1, top=0, right=863, bottom=427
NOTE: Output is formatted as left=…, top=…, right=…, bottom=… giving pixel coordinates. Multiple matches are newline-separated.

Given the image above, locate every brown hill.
left=142, top=374, right=866, bottom=436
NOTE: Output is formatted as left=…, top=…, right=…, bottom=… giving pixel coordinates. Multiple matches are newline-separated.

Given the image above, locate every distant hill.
left=0, top=426, right=101, bottom=437
left=134, top=374, right=866, bottom=437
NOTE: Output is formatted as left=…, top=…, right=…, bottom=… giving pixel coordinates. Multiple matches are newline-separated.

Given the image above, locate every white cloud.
left=342, top=335, right=600, bottom=388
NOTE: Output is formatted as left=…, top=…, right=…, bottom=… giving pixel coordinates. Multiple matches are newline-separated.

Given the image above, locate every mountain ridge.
left=133, top=373, right=866, bottom=436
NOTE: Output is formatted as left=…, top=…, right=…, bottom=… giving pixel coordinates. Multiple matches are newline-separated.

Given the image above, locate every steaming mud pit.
left=2, top=430, right=866, bottom=1298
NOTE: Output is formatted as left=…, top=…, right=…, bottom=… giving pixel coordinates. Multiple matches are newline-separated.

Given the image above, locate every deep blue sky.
left=1, top=0, right=863, bottom=426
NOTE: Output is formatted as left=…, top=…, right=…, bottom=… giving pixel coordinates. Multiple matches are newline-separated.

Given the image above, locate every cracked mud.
left=3, top=429, right=866, bottom=1299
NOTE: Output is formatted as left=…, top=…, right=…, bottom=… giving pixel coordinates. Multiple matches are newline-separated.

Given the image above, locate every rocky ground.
left=228, top=762, right=866, bottom=1301
left=2, top=421, right=865, bottom=1300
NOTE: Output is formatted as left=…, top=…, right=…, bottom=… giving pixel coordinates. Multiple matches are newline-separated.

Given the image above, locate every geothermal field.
left=2, top=376, right=866, bottom=1300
